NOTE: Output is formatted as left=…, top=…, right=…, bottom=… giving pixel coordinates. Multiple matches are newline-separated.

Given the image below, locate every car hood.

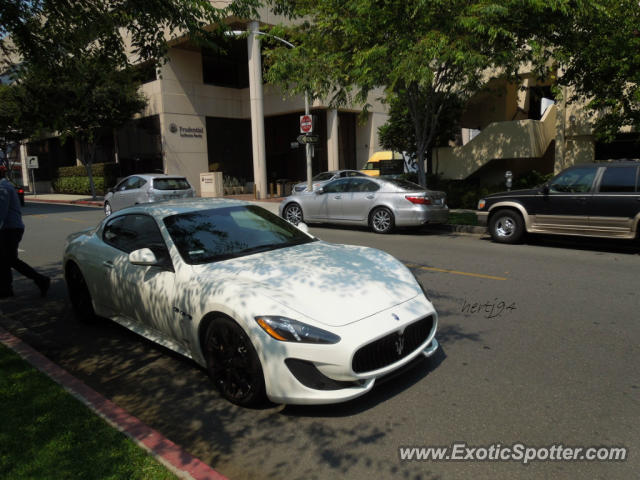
left=192, top=241, right=421, bottom=327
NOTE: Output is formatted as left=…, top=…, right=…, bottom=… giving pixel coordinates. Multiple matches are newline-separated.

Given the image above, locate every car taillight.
left=405, top=195, right=431, bottom=205
left=18, top=189, right=24, bottom=194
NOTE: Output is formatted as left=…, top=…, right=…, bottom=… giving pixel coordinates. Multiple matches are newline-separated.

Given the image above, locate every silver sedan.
left=280, top=176, right=448, bottom=233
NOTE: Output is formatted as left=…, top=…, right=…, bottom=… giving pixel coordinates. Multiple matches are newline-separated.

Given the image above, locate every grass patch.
left=0, top=344, right=177, bottom=480
left=447, top=211, right=479, bottom=226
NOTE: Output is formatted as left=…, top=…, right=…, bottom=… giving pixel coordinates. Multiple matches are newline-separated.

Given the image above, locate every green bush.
left=53, top=162, right=118, bottom=195
left=430, top=170, right=553, bottom=209
left=52, top=176, right=106, bottom=195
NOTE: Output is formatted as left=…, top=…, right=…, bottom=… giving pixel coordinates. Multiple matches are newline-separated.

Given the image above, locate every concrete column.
left=19, top=143, right=29, bottom=188
left=248, top=21, right=267, bottom=199
left=327, top=109, right=340, bottom=171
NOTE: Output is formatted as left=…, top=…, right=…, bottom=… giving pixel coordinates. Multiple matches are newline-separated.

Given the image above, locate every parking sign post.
left=26, top=156, right=38, bottom=196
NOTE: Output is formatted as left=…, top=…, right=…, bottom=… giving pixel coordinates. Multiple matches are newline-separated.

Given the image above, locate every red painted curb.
left=0, top=326, right=228, bottom=480
left=26, top=198, right=104, bottom=207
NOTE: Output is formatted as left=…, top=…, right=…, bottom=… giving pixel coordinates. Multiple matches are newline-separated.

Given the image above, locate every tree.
left=266, top=0, right=564, bottom=186
left=545, top=0, right=640, bottom=139
left=1, top=1, right=260, bottom=72
left=1, top=0, right=261, bottom=197
left=378, top=86, right=464, bottom=176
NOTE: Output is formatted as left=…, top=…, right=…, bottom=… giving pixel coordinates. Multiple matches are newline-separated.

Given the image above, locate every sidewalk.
left=25, top=193, right=485, bottom=234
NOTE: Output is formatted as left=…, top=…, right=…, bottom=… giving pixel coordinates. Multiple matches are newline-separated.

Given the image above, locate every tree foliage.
left=265, top=0, right=568, bottom=185
left=1, top=0, right=260, bottom=197
left=547, top=0, right=640, bottom=139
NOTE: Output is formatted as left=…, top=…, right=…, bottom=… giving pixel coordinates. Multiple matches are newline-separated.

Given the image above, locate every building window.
left=202, top=41, right=249, bottom=89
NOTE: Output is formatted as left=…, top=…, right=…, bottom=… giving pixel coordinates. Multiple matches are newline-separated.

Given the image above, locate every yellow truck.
left=360, top=151, right=406, bottom=177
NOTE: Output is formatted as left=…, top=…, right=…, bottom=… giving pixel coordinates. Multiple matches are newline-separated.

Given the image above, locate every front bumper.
left=258, top=295, right=439, bottom=405
left=477, top=211, right=488, bottom=226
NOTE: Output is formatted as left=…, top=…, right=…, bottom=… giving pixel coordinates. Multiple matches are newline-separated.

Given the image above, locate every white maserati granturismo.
left=63, top=198, right=439, bottom=406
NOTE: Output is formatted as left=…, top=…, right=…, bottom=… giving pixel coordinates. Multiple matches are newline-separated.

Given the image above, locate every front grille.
left=352, top=315, right=434, bottom=373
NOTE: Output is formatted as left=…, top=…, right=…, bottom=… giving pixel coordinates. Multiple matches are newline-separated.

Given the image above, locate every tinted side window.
left=323, top=179, right=351, bottom=193
left=599, top=166, right=638, bottom=193
left=103, top=214, right=169, bottom=261
left=348, top=178, right=380, bottom=192
left=549, top=167, right=597, bottom=193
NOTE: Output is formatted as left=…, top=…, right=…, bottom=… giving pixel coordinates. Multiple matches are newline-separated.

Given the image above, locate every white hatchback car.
left=103, top=174, right=195, bottom=216
left=64, top=198, right=439, bottom=406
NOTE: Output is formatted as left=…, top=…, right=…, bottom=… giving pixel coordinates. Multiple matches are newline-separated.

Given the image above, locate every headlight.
left=255, top=316, right=340, bottom=344
left=410, top=270, right=431, bottom=302
left=477, top=199, right=486, bottom=210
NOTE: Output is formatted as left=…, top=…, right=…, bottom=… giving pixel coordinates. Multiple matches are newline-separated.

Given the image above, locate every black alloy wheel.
left=204, top=317, right=266, bottom=407
left=66, top=263, right=97, bottom=323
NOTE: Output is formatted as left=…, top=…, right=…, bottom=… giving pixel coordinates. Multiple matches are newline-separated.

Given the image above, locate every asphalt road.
left=2, top=201, right=639, bottom=480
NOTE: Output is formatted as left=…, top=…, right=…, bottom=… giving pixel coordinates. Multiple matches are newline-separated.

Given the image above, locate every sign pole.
left=304, top=92, right=312, bottom=192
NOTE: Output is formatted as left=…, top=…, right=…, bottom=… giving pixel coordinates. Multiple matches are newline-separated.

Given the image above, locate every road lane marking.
left=405, top=263, right=507, bottom=281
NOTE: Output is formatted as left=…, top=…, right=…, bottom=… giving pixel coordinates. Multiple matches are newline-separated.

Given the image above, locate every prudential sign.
left=169, top=123, right=204, bottom=139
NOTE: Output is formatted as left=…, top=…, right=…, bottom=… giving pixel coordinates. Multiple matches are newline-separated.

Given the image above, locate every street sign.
left=297, top=134, right=320, bottom=144
left=300, top=114, right=313, bottom=133
left=26, top=156, right=39, bottom=169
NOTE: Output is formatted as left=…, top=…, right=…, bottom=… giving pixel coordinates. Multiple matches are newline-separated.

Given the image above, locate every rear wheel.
left=489, top=209, right=525, bottom=244
left=370, top=207, right=394, bottom=234
left=66, top=263, right=96, bottom=323
left=204, top=317, right=266, bottom=407
left=283, top=203, right=303, bottom=225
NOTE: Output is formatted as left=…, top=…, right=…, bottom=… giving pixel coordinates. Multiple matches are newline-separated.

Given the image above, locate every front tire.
left=489, top=209, right=525, bottom=244
left=370, top=207, right=394, bottom=234
left=66, top=263, right=97, bottom=323
left=104, top=201, right=112, bottom=216
left=204, top=317, right=266, bottom=407
left=283, top=202, right=303, bottom=225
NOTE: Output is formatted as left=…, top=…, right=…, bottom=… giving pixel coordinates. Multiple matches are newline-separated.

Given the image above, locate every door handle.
left=366, top=194, right=375, bottom=199
left=102, top=261, right=114, bottom=269
left=334, top=195, right=342, bottom=199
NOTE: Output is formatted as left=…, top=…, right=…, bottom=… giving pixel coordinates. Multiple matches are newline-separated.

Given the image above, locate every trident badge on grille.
left=395, top=334, right=405, bottom=356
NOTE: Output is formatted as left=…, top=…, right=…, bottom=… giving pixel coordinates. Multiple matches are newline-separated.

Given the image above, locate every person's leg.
left=0, top=229, right=17, bottom=297
left=7, top=229, right=50, bottom=297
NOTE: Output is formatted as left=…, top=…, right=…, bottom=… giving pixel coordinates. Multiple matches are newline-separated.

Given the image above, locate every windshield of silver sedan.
left=163, top=205, right=316, bottom=264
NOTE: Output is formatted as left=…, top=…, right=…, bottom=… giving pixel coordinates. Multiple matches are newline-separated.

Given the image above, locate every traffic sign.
left=297, top=134, right=320, bottom=144
left=300, top=115, right=313, bottom=133
left=26, top=156, right=39, bottom=169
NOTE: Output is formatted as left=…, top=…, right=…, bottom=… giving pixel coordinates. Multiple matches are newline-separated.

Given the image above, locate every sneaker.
left=36, top=276, right=50, bottom=298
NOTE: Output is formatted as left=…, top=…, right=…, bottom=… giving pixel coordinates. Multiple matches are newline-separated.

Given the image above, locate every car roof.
left=124, top=173, right=188, bottom=180
left=111, top=197, right=251, bottom=218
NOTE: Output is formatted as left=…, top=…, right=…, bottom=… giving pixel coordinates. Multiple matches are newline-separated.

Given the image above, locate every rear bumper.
left=396, top=207, right=449, bottom=226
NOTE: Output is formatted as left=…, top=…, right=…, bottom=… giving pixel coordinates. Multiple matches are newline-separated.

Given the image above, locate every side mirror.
left=315, top=187, right=324, bottom=195
left=296, top=222, right=316, bottom=239
left=129, top=248, right=159, bottom=266
left=541, top=184, right=550, bottom=195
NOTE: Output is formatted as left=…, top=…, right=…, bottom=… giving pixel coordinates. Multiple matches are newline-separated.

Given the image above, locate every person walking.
left=0, top=167, right=50, bottom=298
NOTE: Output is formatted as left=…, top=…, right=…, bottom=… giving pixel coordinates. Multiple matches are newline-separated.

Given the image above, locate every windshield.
left=163, top=205, right=315, bottom=264
left=312, top=172, right=335, bottom=181
left=384, top=178, right=426, bottom=191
